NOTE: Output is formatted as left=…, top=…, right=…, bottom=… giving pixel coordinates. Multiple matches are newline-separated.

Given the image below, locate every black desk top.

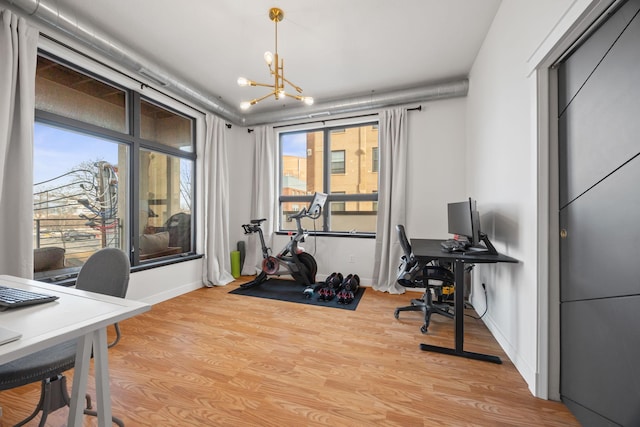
left=411, top=238, right=518, bottom=264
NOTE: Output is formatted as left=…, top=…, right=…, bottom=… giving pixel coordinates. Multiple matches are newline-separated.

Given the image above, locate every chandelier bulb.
left=237, top=77, right=250, bottom=87
left=304, top=97, right=314, bottom=106
left=240, top=101, right=251, bottom=110
left=264, top=51, right=274, bottom=66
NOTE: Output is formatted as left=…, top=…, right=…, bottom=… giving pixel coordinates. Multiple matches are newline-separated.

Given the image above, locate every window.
left=279, top=123, right=378, bottom=234
left=34, top=124, right=129, bottom=270
left=331, top=191, right=346, bottom=212
left=331, top=150, right=345, bottom=174
left=372, top=147, right=379, bottom=173
left=33, top=54, right=195, bottom=278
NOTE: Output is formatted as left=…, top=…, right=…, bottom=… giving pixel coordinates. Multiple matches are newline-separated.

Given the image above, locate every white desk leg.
left=93, top=327, right=113, bottom=426
left=69, top=334, right=93, bottom=427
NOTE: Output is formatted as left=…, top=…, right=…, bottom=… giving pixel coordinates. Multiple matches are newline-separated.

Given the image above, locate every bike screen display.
left=308, top=192, right=327, bottom=217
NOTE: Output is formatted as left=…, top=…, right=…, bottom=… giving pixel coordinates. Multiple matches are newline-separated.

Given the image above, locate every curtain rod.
left=247, top=105, right=422, bottom=133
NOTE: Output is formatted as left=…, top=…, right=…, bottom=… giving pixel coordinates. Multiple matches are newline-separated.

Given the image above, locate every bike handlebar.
left=288, top=206, right=322, bottom=221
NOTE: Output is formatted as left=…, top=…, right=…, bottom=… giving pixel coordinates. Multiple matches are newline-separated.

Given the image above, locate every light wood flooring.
left=0, top=277, right=579, bottom=426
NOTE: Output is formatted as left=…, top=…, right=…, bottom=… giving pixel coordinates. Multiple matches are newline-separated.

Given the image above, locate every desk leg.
left=454, top=259, right=465, bottom=352
left=69, top=334, right=93, bottom=426
left=68, top=329, right=113, bottom=427
left=93, top=328, right=113, bottom=427
left=420, top=259, right=502, bottom=364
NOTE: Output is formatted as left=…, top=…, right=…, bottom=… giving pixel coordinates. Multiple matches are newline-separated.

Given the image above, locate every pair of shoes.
left=317, top=272, right=343, bottom=301
left=337, top=274, right=360, bottom=304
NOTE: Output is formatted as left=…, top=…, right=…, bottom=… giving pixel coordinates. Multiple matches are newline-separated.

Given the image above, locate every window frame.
left=278, top=121, right=379, bottom=237
left=33, top=49, right=200, bottom=277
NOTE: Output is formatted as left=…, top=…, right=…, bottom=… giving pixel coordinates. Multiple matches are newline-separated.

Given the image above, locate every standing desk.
left=411, top=239, right=517, bottom=364
left=0, top=274, right=150, bottom=426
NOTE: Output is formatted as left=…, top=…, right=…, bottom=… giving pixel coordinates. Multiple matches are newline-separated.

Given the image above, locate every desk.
left=0, top=275, right=150, bottom=426
left=411, top=239, right=517, bottom=364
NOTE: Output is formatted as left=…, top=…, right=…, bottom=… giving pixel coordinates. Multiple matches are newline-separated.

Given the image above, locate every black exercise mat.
left=229, top=278, right=365, bottom=310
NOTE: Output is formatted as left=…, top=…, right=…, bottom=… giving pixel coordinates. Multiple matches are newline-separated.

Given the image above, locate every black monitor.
left=447, top=198, right=476, bottom=243
left=447, top=198, right=497, bottom=255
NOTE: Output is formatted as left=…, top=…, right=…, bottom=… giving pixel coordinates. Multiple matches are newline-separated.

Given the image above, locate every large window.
left=33, top=54, right=196, bottom=279
left=279, top=123, right=378, bottom=235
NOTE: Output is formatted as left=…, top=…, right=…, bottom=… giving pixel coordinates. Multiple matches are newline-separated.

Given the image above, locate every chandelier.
left=237, top=7, right=314, bottom=110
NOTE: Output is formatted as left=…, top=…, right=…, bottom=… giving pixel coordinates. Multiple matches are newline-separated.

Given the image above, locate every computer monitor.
left=447, top=198, right=497, bottom=254
left=447, top=198, right=475, bottom=242
left=307, top=192, right=328, bottom=218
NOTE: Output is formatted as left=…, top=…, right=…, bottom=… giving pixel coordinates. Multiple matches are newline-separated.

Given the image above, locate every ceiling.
left=18, top=0, right=502, bottom=123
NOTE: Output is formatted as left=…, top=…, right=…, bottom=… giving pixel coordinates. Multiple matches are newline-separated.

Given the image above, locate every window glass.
left=331, top=150, right=346, bottom=174
left=372, top=147, right=379, bottom=173
left=280, top=131, right=324, bottom=219
left=140, top=99, right=193, bottom=152
left=328, top=125, right=378, bottom=233
left=279, top=123, right=378, bottom=234
left=33, top=122, right=129, bottom=274
left=33, top=53, right=197, bottom=278
left=35, top=56, right=127, bottom=133
left=139, top=150, right=193, bottom=261
left=331, top=191, right=346, bottom=212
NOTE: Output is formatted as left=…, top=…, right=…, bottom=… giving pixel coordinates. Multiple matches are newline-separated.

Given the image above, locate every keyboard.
left=0, top=285, right=59, bottom=311
left=440, top=239, right=470, bottom=253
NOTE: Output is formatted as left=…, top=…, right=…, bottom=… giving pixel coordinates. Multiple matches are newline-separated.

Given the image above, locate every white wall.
left=465, top=0, right=587, bottom=396
left=406, top=97, right=467, bottom=239
left=128, top=259, right=204, bottom=304
left=227, top=98, right=468, bottom=286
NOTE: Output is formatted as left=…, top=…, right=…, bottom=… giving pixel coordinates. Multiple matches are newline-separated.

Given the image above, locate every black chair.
left=393, top=224, right=455, bottom=333
left=0, top=247, right=130, bottom=426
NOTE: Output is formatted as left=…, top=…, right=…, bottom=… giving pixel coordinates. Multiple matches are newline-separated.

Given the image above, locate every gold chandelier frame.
left=237, top=8, right=313, bottom=110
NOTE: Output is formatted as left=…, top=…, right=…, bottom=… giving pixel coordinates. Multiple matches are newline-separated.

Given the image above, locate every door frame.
left=532, top=0, right=619, bottom=400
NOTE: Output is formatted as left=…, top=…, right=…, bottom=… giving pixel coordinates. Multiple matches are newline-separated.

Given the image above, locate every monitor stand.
left=480, top=232, right=498, bottom=255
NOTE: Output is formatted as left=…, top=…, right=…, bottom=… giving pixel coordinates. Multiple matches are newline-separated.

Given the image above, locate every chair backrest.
left=396, top=224, right=423, bottom=287
left=396, top=224, right=413, bottom=261
left=76, top=247, right=130, bottom=298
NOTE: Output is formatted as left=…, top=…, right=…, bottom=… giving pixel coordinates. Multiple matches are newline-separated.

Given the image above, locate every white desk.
left=0, top=274, right=150, bottom=426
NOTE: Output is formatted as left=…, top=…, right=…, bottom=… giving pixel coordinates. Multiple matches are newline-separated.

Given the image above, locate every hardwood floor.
left=0, top=278, right=579, bottom=426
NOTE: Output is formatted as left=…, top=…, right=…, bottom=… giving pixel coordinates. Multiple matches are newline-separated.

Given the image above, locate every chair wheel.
left=394, top=309, right=400, bottom=319
left=420, top=324, right=429, bottom=334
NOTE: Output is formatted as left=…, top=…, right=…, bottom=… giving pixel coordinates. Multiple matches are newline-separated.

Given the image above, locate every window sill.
left=132, top=253, right=203, bottom=273
left=276, top=231, right=375, bottom=239
left=35, top=253, right=203, bottom=286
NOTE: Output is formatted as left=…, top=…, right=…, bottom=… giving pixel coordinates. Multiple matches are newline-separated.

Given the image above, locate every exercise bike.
left=240, top=192, right=327, bottom=289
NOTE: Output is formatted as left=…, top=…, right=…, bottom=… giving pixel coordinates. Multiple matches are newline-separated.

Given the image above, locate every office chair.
left=0, top=247, right=130, bottom=426
left=393, top=224, right=455, bottom=333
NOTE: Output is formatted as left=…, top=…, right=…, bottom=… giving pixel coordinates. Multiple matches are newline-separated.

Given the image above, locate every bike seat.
left=251, top=218, right=267, bottom=224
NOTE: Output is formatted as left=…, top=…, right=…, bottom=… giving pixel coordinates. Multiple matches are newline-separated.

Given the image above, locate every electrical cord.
left=310, top=217, right=318, bottom=256
left=464, top=282, right=488, bottom=320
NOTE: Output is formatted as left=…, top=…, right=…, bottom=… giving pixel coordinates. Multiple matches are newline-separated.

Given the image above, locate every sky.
left=34, top=122, right=119, bottom=185
left=34, top=122, right=307, bottom=186
left=281, top=132, right=307, bottom=157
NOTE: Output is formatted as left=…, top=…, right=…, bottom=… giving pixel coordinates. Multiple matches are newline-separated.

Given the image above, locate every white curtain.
left=0, top=10, right=38, bottom=278
left=373, top=108, right=408, bottom=293
left=202, top=114, right=234, bottom=286
left=241, top=125, right=276, bottom=275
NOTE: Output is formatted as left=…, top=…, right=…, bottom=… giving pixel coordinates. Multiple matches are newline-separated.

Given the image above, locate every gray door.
left=557, top=1, right=640, bottom=426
